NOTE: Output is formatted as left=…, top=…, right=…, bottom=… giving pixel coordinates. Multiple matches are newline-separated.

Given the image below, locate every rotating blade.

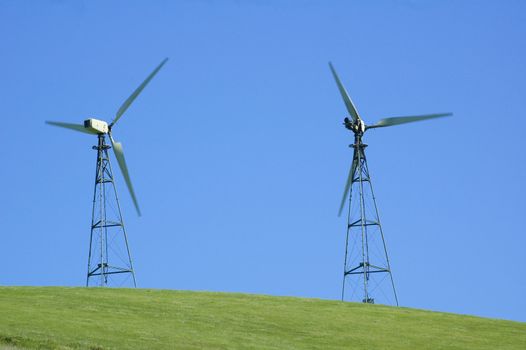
left=109, top=135, right=141, bottom=216
left=338, top=156, right=358, bottom=217
left=329, top=62, right=360, bottom=122
left=368, top=113, right=452, bottom=129
left=111, top=58, right=169, bottom=127
left=45, top=121, right=97, bottom=135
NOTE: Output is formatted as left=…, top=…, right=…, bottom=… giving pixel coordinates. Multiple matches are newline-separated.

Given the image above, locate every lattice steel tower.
left=340, top=132, right=397, bottom=305
left=86, top=134, right=136, bottom=287
left=329, top=62, right=451, bottom=305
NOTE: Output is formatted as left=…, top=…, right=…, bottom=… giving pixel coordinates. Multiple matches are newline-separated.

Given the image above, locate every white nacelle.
left=84, top=118, right=109, bottom=134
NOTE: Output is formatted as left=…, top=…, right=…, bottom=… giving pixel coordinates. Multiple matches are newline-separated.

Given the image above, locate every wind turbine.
left=329, top=62, right=451, bottom=305
left=46, top=58, right=168, bottom=287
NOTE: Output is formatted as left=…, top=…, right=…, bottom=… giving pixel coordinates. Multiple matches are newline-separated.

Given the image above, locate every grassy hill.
left=0, top=287, right=524, bottom=349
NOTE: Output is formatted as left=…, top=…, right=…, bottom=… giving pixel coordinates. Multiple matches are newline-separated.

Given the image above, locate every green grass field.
left=0, top=287, right=524, bottom=349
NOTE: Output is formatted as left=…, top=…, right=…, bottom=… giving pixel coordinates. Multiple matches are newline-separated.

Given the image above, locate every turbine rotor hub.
left=344, top=117, right=366, bottom=135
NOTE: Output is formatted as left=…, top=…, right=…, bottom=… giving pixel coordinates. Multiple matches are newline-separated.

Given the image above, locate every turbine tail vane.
left=111, top=58, right=169, bottom=127
left=109, top=134, right=141, bottom=216
left=368, top=113, right=452, bottom=129
left=329, top=62, right=360, bottom=122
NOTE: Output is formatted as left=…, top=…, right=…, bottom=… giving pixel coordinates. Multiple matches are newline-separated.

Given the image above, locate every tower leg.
left=341, top=138, right=398, bottom=305
left=86, top=134, right=137, bottom=287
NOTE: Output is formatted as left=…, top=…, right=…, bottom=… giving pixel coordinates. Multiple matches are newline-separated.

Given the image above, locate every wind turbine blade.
left=111, top=58, right=168, bottom=127
left=368, top=113, right=452, bottom=129
left=329, top=62, right=360, bottom=122
left=45, top=121, right=97, bottom=135
left=109, top=135, right=141, bottom=216
left=338, top=157, right=358, bottom=217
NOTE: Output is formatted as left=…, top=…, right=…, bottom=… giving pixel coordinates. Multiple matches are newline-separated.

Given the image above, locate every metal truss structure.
left=341, top=134, right=397, bottom=305
left=86, top=134, right=136, bottom=287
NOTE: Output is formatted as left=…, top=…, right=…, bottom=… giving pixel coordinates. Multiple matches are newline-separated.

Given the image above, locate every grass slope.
left=0, top=287, right=524, bottom=349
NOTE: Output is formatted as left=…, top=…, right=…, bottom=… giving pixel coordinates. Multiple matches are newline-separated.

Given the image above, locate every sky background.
left=1, top=0, right=525, bottom=322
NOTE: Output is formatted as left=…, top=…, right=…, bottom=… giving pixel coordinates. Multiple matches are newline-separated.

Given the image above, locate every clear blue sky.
left=1, top=0, right=525, bottom=322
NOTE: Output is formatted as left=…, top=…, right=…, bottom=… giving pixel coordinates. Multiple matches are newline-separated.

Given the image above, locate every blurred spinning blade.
left=329, top=62, right=361, bottom=122
left=111, top=58, right=169, bottom=127
left=338, top=156, right=358, bottom=217
left=109, top=134, right=141, bottom=216
left=45, top=121, right=97, bottom=135
left=368, top=113, right=452, bottom=129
